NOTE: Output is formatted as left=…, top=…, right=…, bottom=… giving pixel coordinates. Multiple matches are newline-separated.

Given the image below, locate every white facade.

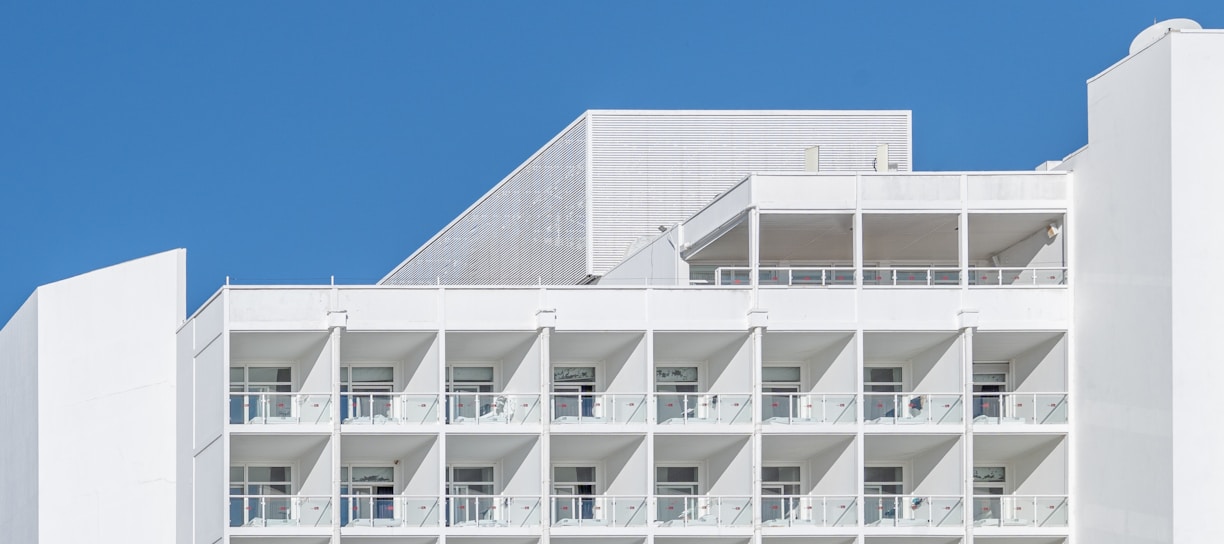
left=4, top=20, right=1223, bottom=544
left=0, top=249, right=185, bottom=544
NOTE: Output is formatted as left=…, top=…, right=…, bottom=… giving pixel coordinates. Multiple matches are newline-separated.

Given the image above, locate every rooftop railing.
left=761, top=495, right=857, bottom=527
left=972, top=392, right=1068, bottom=425
left=229, top=495, right=332, bottom=527
left=654, top=495, right=753, bottom=527
left=862, top=267, right=962, bottom=287
left=550, top=495, right=649, bottom=527
left=972, top=495, right=1068, bottom=527
left=549, top=393, right=648, bottom=424
left=446, top=495, right=541, bottom=527
left=229, top=393, right=332, bottom=425
left=864, top=495, right=963, bottom=527
left=445, top=393, right=540, bottom=425
left=863, top=393, right=964, bottom=425
left=341, top=495, right=439, bottom=527
left=715, top=267, right=855, bottom=287
left=761, top=393, right=857, bottom=424
left=655, top=393, right=753, bottom=425
left=341, top=393, right=440, bottom=425
left=704, top=266, right=1068, bottom=287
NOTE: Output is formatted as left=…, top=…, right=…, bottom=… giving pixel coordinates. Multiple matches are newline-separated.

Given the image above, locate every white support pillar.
left=436, top=287, right=449, bottom=534
left=538, top=308, right=554, bottom=543
left=959, top=309, right=979, bottom=544
left=749, top=207, right=761, bottom=293
left=749, top=313, right=767, bottom=543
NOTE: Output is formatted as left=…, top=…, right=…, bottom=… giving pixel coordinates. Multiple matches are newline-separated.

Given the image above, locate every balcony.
left=340, top=495, right=439, bottom=527
left=969, top=266, right=1067, bottom=286
left=862, top=267, right=961, bottom=287
left=549, top=393, right=648, bottom=424
left=972, top=392, right=1068, bottom=425
left=760, top=495, right=857, bottom=527
left=550, top=495, right=649, bottom=527
left=341, top=393, right=440, bottom=425
left=445, top=393, right=541, bottom=425
left=761, top=393, right=857, bottom=425
left=229, top=495, right=332, bottom=527
left=654, top=495, right=753, bottom=527
left=863, top=393, right=963, bottom=425
left=446, top=495, right=541, bottom=527
left=655, top=393, right=753, bottom=425
left=228, top=393, right=331, bottom=425
left=713, top=266, right=855, bottom=287
left=864, top=495, right=963, bottom=527
left=972, top=495, right=1068, bottom=527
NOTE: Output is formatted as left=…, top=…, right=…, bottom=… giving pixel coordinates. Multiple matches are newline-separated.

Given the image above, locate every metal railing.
left=446, top=495, right=541, bottom=527
left=549, top=393, right=648, bottom=424
left=655, top=393, right=753, bottom=424
left=229, top=495, right=332, bottom=527
left=445, top=393, right=540, bottom=425
left=654, top=495, right=753, bottom=527
left=551, top=495, right=648, bottom=527
left=341, top=393, right=439, bottom=425
left=761, top=393, right=857, bottom=424
left=972, top=495, right=1068, bottom=527
left=972, top=392, right=1068, bottom=425
left=862, top=267, right=962, bottom=287
left=969, top=267, right=1067, bottom=286
left=341, top=495, right=439, bottom=527
left=228, top=393, right=332, bottom=425
left=760, top=495, right=857, bottom=527
left=864, top=495, right=964, bottom=527
left=863, top=393, right=964, bottom=425
left=715, top=267, right=855, bottom=287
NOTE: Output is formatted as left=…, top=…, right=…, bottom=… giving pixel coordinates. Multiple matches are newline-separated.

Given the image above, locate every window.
left=553, top=466, right=596, bottom=521
left=342, top=466, right=394, bottom=525
left=864, top=367, right=903, bottom=420
left=973, top=363, right=1010, bottom=418
left=864, top=465, right=903, bottom=525
left=656, top=466, right=699, bottom=522
left=763, top=366, right=802, bottom=420
left=446, top=367, right=495, bottom=421
left=761, top=466, right=801, bottom=522
left=229, top=366, right=292, bottom=424
left=447, top=465, right=495, bottom=526
left=553, top=366, right=596, bottom=418
left=229, top=465, right=291, bottom=527
left=656, top=366, right=699, bottom=422
left=973, top=466, right=1007, bottom=522
left=341, top=366, right=394, bottom=422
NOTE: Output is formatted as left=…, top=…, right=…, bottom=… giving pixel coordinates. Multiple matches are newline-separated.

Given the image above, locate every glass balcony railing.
left=229, top=495, right=332, bottom=527
left=715, top=267, right=855, bottom=287
left=228, top=393, right=332, bottom=425
left=972, top=495, right=1068, bottom=527
left=862, top=267, right=962, bottom=287
left=655, top=393, right=752, bottom=425
left=969, top=267, right=1068, bottom=286
left=761, top=393, right=857, bottom=424
left=863, top=393, right=963, bottom=425
left=340, top=495, right=439, bottom=527
left=972, top=392, right=1068, bottom=425
left=654, top=495, right=753, bottom=527
left=445, top=394, right=540, bottom=425
left=340, top=393, right=440, bottom=425
left=550, top=393, right=648, bottom=424
left=550, top=495, right=648, bottom=527
left=446, top=495, right=541, bottom=527
left=760, top=495, right=857, bottom=527
left=864, top=495, right=963, bottom=527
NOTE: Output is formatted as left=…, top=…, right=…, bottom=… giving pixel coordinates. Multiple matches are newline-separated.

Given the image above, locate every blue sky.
left=2, top=2, right=1221, bottom=319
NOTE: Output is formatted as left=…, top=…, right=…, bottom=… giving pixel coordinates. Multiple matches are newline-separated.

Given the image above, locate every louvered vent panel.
left=589, top=111, right=909, bottom=274
left=382, top=117, right=588, bottom=286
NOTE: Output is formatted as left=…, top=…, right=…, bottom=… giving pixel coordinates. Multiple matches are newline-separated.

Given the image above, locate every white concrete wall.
left=0, top=295, right=39, bottom=544
left=1073, top=32, right=1175, bottom=544
left=911, top=438, right=962, bottom=495
left=809, top=438, right=857, bottom=495
left=1168, top=30, right=1224, bottom=544
left=32, top=249, right=184, bottom=543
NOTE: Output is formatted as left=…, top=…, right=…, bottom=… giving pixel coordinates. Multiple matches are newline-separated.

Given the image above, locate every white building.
left=2, top=19, right=1222, bottom=544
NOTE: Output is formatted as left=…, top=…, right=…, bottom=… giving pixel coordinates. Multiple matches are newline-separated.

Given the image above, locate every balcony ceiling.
left=446, top=434, right=535, bottom=462
left=761, top=435, right=853, bottom=461
left=864, top=434, right=959, bottom=460
left=654, top=331, right=749, bottom=363
left=341, top=434, right=434, bottom=461
left=230, top=434, right=328, bottom=460
left=446, top=331, right=536, bottom=361
left=655, top=539, right=750, bottom=544
left=551, top=434, right=642, bottom=460
left=763, top=538, right=855, bottom=544
left=763, top=331, right=854, bottom=362
left=968, top=213, right=1064, bottom=260
left=974, top=331, right=1065, bottom=361
left=554, top=538, right=645, bottom=544
left=341, top=331, right=436, bottom=361
left=688, top=214, right=854, bottom=263
left=975, top=434, right=1064, bottom=461
left=551, top=332, right=644, bottom=362
left=862, top=213, right=959, bottom=262
left=655, top=434, right=748, bottom=461
left=863, top=331, right=959, bottom=361
left=231, top=331, right=329, bottom=361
